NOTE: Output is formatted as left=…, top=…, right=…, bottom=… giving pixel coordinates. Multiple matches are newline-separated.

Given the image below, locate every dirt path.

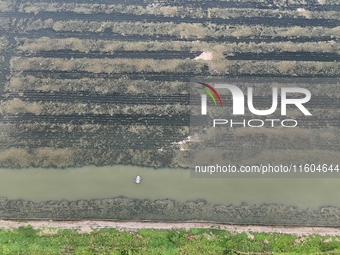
left=1, top=220, right=340, bottom=236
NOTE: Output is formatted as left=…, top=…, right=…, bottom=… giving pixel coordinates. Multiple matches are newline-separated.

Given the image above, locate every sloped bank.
left=0, top=197, right=340, bottom=226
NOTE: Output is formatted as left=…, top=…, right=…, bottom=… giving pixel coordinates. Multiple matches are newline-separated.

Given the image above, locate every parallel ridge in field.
left=0, top=0, right=339, bottom=168
left=15, top=0, right=340, bottom=11
left=17, top=50, right=202, bottom=60
left=0, top=114, right=189, bottom=125
left=2, top=11, right=340, bottom=27
left=18, top=70, right=196, bottom=81
left=3, top=92, right=340, bottom=109
left=225, top=52, right=340, bottom=61
left=17, top=50, right=340, bottom=61
left=9, top=30, right=338, bottom=43
left=16, top=71, right=340, bottom=80
left=3, top=92, right=191, bottom=104
left=2, top=114, right=340, bottom=127
left=2, top=125, right=187, bottom=150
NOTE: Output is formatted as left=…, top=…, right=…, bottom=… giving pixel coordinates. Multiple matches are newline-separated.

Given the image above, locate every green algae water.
left=0, top=165, right=339, bottom=210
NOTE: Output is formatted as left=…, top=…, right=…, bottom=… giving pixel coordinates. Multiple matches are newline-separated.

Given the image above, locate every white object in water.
left=134, top=175, right=142, bottom=184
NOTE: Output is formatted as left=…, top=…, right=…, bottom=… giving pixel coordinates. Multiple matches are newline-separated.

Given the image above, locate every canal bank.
left=0, top=165, right=340, bottom=225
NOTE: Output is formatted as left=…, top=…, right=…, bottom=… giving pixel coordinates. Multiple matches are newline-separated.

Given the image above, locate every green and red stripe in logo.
left=198, top=82, right=223, bottom=106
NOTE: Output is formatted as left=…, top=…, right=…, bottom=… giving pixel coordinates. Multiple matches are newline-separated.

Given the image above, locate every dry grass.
left=10, top=57, right=208, bottom=74
left=208, top=7, right=339, bottom=20
left=19, top=2, right=58, bottom=14
left=37, top=228, right=59, bottom=236
left=319, top=127, right=339, bottom=140
left=8, top=77, right=24, bottom=90
left=0, top=1, right=13, bottom=12
left=16, top=37, right=216, bottom=53
left=0, top=148, right=32, bottom=168
left=231, top=60, right=340, bottom=76
left=171, top=23, right=206, bottom=39
left=0, top=36, right=9, bottom=53
left=20, top=17, right=339, bottom=40
left=277, top=61, right=297, bottom=75
left=5, top=75, right=188, bottom=95
left=242, top=149, right=340, bottom=165
left=0, top=99, right=43, bottom=115
left=17, top=37, right=91, bottom=53
left=160, top=6, right=178, bottom=17
left=0, top=17, right=10, bottom=30
left=17, top=1, right=340, bottom=20
left=33, top=148, right=74, bottom=167
left=0, top=146, right=75, bottom=168
left=231, top=27, right=253, bottom=38
left=329, top=26, right=340, bottom=37
left=11, top=55, right=340, bottom=76
left=233, top=127, right=314, bottom=140
left=226, top=41, right=340, bottom=54
left=35, top=102, right=189, bottom=116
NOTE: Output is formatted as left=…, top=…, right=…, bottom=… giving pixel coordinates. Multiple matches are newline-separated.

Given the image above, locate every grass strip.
left=1, top=225, right=340, bottom=254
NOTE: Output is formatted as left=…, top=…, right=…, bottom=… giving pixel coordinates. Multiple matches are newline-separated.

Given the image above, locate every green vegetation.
left=1, top=225, right=340, bottom=254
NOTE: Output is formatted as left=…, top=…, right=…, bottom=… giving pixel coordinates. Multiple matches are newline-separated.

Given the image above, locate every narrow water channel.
left=0, top=165, right=339, bottom=209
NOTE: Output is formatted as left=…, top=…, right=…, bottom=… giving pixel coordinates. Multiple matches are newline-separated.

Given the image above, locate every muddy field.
left=0, top=0, right=339, bottom=224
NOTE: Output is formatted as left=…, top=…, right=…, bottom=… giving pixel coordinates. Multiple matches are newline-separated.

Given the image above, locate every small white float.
left=134, top=175, right=142, bottom=184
